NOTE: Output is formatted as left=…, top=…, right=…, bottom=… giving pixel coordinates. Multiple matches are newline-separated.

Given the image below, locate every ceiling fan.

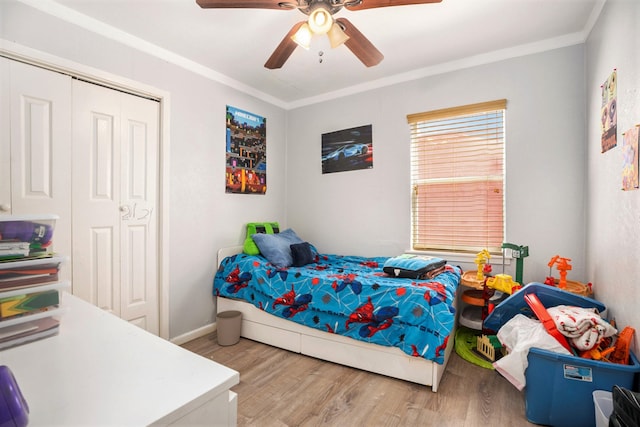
left=196, top=0, right=442, bottom=69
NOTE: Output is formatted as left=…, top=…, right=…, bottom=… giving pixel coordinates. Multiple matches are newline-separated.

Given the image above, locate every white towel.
left=546, top=305, right=617, bottom=351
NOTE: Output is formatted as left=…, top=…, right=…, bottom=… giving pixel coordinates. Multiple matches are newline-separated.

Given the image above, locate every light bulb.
left=327, top=22, right=349, bottom=48
left=291, top=23, right=312, bottom=50
left=308, top=8, right=333, bottom=35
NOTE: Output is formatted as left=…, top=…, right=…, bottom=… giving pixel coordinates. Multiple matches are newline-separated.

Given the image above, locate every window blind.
left=407, top=99, right=506, bottom=253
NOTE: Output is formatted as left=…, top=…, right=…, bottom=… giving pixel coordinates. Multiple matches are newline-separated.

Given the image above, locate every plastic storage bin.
left=593, top=390, right=613, bottom=427
left=0, top=215, right=58, bottom=259
left=525, top=348, right=640, bottom=427
left=0, top=251, right=67, bottom=350
left=483, top=282, right=635, bottom=427
left=217, top=310, right=242, bottom=346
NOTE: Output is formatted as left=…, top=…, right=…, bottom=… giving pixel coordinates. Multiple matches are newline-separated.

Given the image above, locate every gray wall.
left=286, top=45, right=587, bottom=285
left=5, top=0, right=638, bottom=347
left=585, top=0, right=640, bottom=349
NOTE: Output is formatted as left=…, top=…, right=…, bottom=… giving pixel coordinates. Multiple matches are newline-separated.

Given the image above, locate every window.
left=407, top=99, right=506, bottom=253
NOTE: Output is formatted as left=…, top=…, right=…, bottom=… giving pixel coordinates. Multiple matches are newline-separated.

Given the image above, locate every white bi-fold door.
left=1, top=57, right=73, bottom=266
left=72, top=79, right=160, bottom=334
left=2, top=58, right=160, bottom=335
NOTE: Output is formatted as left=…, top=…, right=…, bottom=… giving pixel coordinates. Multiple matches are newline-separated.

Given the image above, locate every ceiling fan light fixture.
left=291, top=22, right=313, bottom=50
left=327, top=22, right=349, bottom=48
left=308, top=7, right=333, bottom=35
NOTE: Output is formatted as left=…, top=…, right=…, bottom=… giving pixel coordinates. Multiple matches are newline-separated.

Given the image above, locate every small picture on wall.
left=622, top=126, right=639, bottom=191
left=225, top=105, right=267, bottom=194
left=601, top=70, right=617, bottom=153
left=321, top=124, right=373, bottom=174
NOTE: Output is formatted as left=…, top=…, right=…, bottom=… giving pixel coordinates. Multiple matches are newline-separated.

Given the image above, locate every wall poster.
left=225, top=105, right=267, bottom=194
left=321, top=124, right=373, bottom=174
left=622, top=126, right=639, bottom=191
left=601, top=70, right=617, bottom=153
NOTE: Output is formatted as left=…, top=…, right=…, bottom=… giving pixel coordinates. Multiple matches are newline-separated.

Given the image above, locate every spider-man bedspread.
left=213, top=253, right=461, bottom=364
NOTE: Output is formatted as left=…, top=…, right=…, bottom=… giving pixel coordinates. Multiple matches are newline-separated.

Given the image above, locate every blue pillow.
left=252, top=228, right=304, bottom=267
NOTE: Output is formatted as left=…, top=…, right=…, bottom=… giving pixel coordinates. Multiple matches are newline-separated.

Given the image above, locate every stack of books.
left=0, top=241, right=30, bottom=259
left=0, top=215, right=66, bottom=350
left=0, top=258, right=61, bottom=291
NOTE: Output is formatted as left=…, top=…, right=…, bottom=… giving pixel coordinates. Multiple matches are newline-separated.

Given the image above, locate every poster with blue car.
left=322, top=124, right=373, bottom=174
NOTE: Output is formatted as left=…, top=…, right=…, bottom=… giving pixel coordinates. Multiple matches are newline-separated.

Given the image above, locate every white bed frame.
left=216, top=246, right=456, bottom=392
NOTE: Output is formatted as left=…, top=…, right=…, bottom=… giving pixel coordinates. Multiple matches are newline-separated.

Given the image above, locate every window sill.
left=404, top=249, right=512, bottom=268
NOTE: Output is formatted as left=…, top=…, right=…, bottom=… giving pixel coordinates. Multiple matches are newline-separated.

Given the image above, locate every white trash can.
left=217, top=310, right=242, bottom=346
left=593, top=390, right=613, bottom=427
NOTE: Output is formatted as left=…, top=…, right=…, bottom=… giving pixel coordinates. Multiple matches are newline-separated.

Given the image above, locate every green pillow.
left=243, top=222, right=280, bottom=255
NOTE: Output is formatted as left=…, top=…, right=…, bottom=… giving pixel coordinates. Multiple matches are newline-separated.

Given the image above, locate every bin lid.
left=0, top=214, right=59, bottom=222
left=483, top=282, right=606, bottom=333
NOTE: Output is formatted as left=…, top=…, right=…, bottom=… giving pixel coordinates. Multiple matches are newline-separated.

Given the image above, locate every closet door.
left=72, top=80, right=159, bottom=334
left=1, top=58, right=73, bottom=278
left=119, top=89, right=159, bottom=332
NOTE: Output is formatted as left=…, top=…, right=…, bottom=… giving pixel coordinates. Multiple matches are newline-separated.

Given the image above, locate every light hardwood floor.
left=181, top=333, right=537, bottom=426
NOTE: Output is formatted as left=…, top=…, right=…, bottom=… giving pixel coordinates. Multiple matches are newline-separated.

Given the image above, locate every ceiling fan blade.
left=345, top=0, right=442, bottom=11
left=264, top=21, right=305, bottom=69
left=336, top=18, right=384, bottom=67
left=196, top=0, right=287, bottom=9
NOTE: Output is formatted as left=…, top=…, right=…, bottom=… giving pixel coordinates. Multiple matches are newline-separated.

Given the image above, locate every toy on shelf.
left=461, top=249, right=491, bottom=290
left=457, top=248, right=515, bottom=369
left=544, top=255, right=593, bottom=297
left=485, top=242, right=529, bottom=295
left=547, top=255, right=572, bottom=289
left=501, top=242, right=529, bottom=285
left=475, top=249, right=491, bottom=281
left=461, top=243, right=528, bottom=294
left=486, top=274, right=519, bottom=295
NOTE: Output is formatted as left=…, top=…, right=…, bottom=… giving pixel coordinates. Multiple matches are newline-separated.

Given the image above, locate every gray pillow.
left=252, top=228, right=303, bottom=267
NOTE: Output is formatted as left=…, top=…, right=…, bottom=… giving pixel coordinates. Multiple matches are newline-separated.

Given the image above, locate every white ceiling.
left=30, top=0, right=603, bottom=108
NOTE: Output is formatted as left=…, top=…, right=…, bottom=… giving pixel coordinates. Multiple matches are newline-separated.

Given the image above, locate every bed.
left=214, top=245, right=461, bottom=392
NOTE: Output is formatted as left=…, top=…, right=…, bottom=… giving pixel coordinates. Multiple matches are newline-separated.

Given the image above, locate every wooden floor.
left=182, top=333, right=537, bottom=427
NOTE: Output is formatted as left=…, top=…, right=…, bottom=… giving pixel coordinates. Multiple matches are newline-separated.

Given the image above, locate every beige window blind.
left=407, top=99, right=506, bottom=253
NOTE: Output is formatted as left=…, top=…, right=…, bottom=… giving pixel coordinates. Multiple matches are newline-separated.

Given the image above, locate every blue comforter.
left=213, top=253, right=461, bottom=364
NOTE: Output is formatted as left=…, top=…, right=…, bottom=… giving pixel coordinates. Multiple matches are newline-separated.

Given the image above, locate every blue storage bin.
left=483, top=282, right=634, bottom=427
left=525, top=347, right=640, bottom=427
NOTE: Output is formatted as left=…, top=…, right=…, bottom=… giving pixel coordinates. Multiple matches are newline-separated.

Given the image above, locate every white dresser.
left=0, top=292, right=239, bottom=426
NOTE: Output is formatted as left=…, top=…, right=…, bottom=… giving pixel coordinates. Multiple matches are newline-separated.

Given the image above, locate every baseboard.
left=170, top=322, right=217, bottom=346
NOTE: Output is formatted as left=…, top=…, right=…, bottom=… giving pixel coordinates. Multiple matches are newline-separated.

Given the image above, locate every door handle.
left=0, top=203, right=10, bottom=212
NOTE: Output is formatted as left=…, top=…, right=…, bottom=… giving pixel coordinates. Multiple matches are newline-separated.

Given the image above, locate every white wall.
left=286, top=46, right=587, bottom=285
left=585, top=0, right=640, bottom=350
left=7, top=0, right=637, bottom=347
left=0, top=1, right=288, bottom=339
